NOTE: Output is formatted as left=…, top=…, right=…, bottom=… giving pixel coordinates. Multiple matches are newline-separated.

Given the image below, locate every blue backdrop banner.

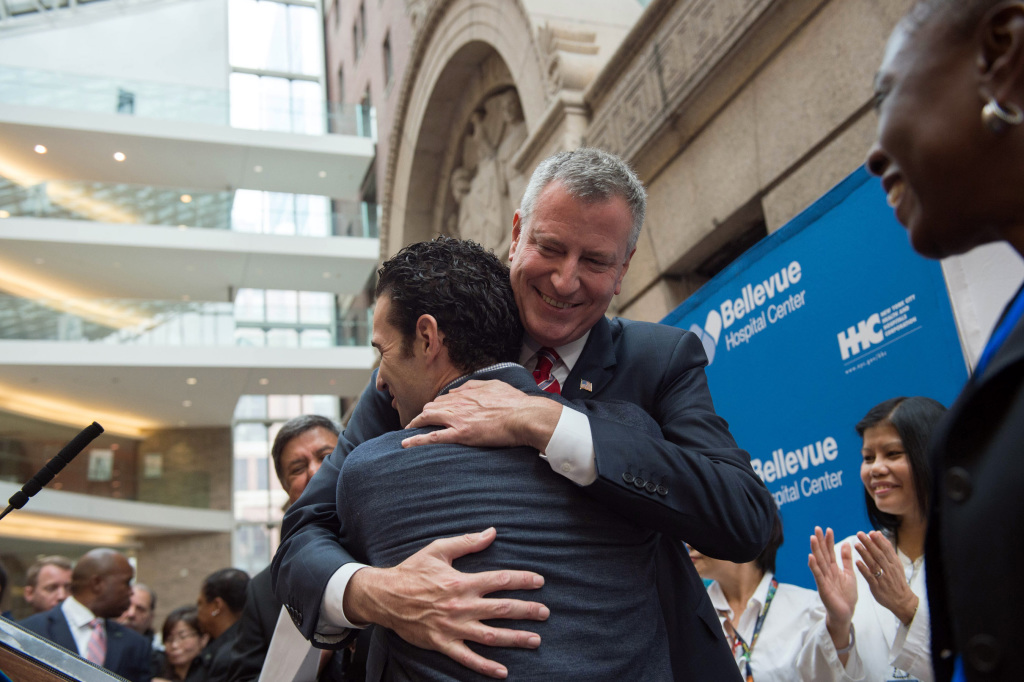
left=661, top=167, right=968, bottom=587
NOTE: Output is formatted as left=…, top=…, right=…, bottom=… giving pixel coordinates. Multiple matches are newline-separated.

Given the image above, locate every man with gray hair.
left=275, top=147, right=774, bottom=680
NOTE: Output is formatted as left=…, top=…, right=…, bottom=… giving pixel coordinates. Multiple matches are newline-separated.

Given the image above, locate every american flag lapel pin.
left=580, top=379, right=593, bottom=392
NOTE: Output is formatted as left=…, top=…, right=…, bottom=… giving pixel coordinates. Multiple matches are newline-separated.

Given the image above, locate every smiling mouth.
left=872, top=483, right=899, bottom=494
left=886, top=181, right=906, bottom=209
left=540, top=292, right=577, bottom=309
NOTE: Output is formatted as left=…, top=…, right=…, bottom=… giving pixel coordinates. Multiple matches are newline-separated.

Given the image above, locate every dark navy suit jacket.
left=337, top=364, right=672, bottom=680
left=926, top=284, right=1024, bottom=681
left=273, top=316, right=776, bottom=680
left=20, top=604, right=153, bottom=682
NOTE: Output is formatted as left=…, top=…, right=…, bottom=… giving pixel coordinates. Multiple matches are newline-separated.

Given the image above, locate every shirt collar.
left=520, top=331, right=590, bottom=371
left=437, top=362, right=522, bottom=396
left=62, top=595, right=97, bottom=628
left=708, top=571, right=776, bottom=617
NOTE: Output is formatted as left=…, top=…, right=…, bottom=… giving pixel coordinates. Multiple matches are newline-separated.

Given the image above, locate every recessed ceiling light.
left=113, top=152, right=126, bottom=162
left=180, top=194, right=192, bottom=204
left=34, top=145, right=47, bottom=154
left=254, top=165, right=263, bottom=173
left=0, top=210, right=10, bottom=219
left=318, top=170, right=327, bottom=178
left=186, top=377, right=198, bottom=385
left=34, top=257, right=45, bottom=265
left=322, top=272, right=331, bottom=278
left=182, top=400, right=192, bottom=407
left=178, top=224, right=188, bottom=230
left=258, top=378, right=269, bottom=386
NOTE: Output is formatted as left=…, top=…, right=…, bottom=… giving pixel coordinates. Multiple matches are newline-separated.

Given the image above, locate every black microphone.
left=0, top=421, right=104, bottom=521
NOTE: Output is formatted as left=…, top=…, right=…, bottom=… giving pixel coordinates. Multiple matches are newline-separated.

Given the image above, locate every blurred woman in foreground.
left=865, top=1, right=1024, bottom=679
left=690, top=515, right=822, bottom=682
left=802, top=397, right=945, bottom=681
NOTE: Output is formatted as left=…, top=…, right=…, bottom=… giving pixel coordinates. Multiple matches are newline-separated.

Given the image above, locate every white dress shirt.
left=320, top=334, right=599, bottom=634
left=61, top=595, right=103, bottom=659
left=708, top=572, right=825, bottom=682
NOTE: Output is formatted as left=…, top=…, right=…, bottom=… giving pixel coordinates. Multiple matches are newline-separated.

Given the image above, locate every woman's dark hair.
left=754, top=513, right=784, bottom=575
left=201, top=568, right=249, bottom=614
left=161, top=605, right=201, bottom=643
left=856, top=396, right=947, bottom=534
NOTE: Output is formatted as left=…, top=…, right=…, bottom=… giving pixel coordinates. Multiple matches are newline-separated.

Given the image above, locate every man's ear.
left=978, top=3, right=1024, bottom=102
left=510, top=211, right=523, bottom=261
left=414, top=314, right=444, bottom=361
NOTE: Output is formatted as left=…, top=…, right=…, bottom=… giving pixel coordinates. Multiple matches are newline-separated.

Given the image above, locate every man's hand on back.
left=402, top=380, right=561, bottom=451
left=342, top=527, right=549, bottom=679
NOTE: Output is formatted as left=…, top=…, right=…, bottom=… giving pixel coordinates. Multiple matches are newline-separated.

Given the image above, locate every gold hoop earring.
left=982, top=96, right=1024, bottom=134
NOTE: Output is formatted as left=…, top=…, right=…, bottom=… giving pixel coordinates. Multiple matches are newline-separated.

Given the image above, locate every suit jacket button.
left=622, top=472, right=635, bottom=484
left=633, top=477, right=647, bottom=489
left=946, top=467, right=972, bottom=502
left=966, top=634, right=1000, bottom=672
left=656, top=485, right=668, bottom=496
left=644, top=481, right=657, bottom=494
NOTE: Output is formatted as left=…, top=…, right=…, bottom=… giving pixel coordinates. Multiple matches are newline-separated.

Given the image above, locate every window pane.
left=291, top=80, right=324, bottom=135
left=229, top=72, right=261, bottom=130
left=302, top=395, right=340, bottom=418
left=268, top=395, right=302, bottom=420
left=234, top=289, right=265, bottom=322
left=232, top=189, right=265, bottom=234
left=265, top=290, right=298, bottom=324
left=295, top=194, right=329, bottom=236
left=234, top=395, right=268, bottom=420
left=299, top=291, right=333, bottom=324
left=288, top=5, right=321, bottom=76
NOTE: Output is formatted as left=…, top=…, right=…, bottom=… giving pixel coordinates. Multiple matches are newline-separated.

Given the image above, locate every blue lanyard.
left=975, top=284, right=1024, bottom=376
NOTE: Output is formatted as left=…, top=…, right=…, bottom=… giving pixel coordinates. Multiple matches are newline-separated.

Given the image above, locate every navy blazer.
left=338, top=364, right=672, bottom=680
left=926, top=284, right=1024, bottom=681
left=19, top=604, right=152, bottom=682
left=274, top=316, right=775, bottom=680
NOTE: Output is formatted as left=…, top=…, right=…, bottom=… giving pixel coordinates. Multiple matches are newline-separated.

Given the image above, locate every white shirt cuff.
left=540, top=405, right=597, bottom=486
left=318, top=562, right=370, bottom=634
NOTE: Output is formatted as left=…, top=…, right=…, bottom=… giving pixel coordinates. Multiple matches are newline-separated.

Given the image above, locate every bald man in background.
left=20, top=548, right=152, bottom=682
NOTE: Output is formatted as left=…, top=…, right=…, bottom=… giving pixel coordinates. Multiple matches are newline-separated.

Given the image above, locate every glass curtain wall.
left=227, top=0, right=342, bottom=571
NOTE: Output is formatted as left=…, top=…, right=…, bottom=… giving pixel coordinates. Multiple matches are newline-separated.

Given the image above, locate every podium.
left=0, top=617, right=124, bottom=681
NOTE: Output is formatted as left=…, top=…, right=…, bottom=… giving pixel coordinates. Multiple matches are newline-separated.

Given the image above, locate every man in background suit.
left=274, top=148, right=775, bottom=680
left=226, top=415, right=367, bottom=682
left=336, top=236, right=672, bottom=679
left=20, top=548, right=152, bottom=682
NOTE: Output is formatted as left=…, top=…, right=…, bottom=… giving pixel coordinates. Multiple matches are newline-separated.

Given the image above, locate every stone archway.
left=382, top=0, right=549, bottom=258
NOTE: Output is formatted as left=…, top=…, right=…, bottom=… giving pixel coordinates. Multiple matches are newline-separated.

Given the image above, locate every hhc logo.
left=837, top=313, right=883, bottom=360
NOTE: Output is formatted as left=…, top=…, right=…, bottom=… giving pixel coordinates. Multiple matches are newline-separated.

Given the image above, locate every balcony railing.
left=0, top=65, right=373, bottom=137
left=0, top=295, right=372, bottom=348
left=0, top=177, right=377, bottom=238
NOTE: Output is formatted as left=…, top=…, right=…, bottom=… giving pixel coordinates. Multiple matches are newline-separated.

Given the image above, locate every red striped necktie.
left=85, top=618, right=106, bottom=665
left=533, top=347, right=561, bottom=394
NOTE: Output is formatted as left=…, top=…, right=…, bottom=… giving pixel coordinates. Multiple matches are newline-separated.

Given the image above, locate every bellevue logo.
left=688, top=261, right=805, bottom=366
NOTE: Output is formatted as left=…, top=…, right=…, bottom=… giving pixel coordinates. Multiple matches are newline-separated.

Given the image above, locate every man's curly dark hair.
left=375, top=236, right=524, bottom=373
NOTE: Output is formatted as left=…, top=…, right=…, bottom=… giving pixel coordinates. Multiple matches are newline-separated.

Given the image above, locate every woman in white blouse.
left=690, top=514, right=823, bottom=682
left=801, top=396, right=946, bottom=682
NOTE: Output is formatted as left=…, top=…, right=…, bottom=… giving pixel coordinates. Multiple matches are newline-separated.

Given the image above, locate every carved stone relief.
left=587, top=0, right=773, bottom=159
left=445, top=88, right=528, bottom=254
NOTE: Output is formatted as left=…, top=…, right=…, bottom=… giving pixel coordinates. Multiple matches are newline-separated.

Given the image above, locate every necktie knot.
left=533, top=347, right=561, bottom=394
